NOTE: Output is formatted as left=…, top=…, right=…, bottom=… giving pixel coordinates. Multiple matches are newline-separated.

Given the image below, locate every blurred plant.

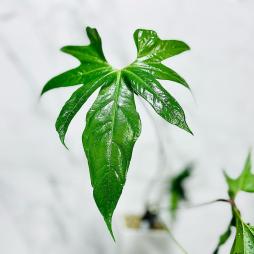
left=41, top=27, right=192, bottom=238
left=142, top=152, right=254, bottom=253
left=142, top=164, right=193, bottom=223
left=213, top=152, right=254, bottom=254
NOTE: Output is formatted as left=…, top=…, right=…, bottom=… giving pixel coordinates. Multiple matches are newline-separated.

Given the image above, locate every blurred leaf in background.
left=169, top=164, right=193, bottom=219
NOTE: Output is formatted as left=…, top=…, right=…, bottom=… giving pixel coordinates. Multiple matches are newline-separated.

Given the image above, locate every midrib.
left=107, top=71, right=122, bottom=170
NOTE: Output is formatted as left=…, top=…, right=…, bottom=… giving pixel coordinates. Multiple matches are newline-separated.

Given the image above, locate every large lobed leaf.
left=41, top=27, right=191, bottom=237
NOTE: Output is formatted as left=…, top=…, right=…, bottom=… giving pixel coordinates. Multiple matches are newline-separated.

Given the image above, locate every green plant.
left=213, top=152, right=254, bottom=254
left=41, top=27, right=192, bottom=237
left=157, top=153, right=254, bottom=253
left=135, top=153, right=254, bottom=253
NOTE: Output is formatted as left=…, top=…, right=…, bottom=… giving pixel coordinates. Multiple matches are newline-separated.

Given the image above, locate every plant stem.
left=138, top=97, right=169, bottom=209
left=159, top=198, right=231, bottom=211
left=185, top=198, right=231, bottom=209
left=167, top=227, right=189, bottom=254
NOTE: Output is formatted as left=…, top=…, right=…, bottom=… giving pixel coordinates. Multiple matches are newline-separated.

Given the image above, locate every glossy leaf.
left=132, top=29, right=190, bottom=88
left=56, top=69, right=114, bottom=146
left=224, top=152, right=254, bottom=199
left=230, top=209, right=254, bottom=254
left=83, top=72, right=141, bottom=237
left=133, top=29, right=190, bottom=61
left=123, top=68, right=192, bottom=134
left=41, top=27, right=191, bottom=237
left=41, top=27, right=110, bottom=95
left=132, top=62, right=189, bottom=88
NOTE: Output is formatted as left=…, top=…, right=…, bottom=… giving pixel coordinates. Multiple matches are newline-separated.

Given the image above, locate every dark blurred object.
left=124, top=212, right=167, bottom=230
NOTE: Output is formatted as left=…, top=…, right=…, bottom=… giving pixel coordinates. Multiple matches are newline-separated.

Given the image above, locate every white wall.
left=0, top=0, right=254, bottom=253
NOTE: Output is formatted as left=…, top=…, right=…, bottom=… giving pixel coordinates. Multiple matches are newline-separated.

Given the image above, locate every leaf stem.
left=138, top=97, right=169, bottom=209
left=159, top=198, right=231, bottom=211
left=166, top=227, right=189, bottom=254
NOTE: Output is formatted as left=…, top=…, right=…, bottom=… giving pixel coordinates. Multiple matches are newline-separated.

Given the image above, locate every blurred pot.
left=116, top=214, right=171, bottom=254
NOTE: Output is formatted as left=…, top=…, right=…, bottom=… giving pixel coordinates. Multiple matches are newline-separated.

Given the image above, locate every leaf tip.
left=105, top=217, right=115, bottom=241
left=185, top=43, right=191, bottom=51
left=223, top=170, right=232, bottom=184
left=56, top=127, right=69, bottom=150
left=93, top=188, right=117, bottom=240
left=188, top=128, right=194, bottom=136
left=60, top=46, right=69, bottom=53
left=247, top=148, right=252, bottom=160
left=60, top=137, right=69, bottom=151
left=177, top=40, right=190, bottom=52
left=40, top=87, right=47, bottom=96
left=85, top=26, right=101, bottom=44
left=40, top=80, right=53, bottom=96
left=183, top=80, right=190, bottom=89
left=85, top=26, right=94, bottom=38
left=223, top=169, right=228, bottom=178
left=183, top=123, right=193, bottom=136
left=99, top=209, right=115, bottom=241
left=85, top=26, right=93, bottom=33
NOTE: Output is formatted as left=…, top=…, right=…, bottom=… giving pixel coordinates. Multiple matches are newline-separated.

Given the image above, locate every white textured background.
left=0, top=0, right=254, bottom=253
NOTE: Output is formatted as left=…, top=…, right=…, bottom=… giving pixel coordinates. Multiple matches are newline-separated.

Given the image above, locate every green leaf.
left=123, top=68, right=192, bottom=134
left=83, top=72, right=141, bottom=237
left=224, top=152, right=254, bottom=199
left=41, top=27, right=110, bottom=95
left=123, top=29, right=192, bottom=134
left=132, top=29, right=190, bottom=89
left=169, top=165, right=193, bottom=219
left=61, top=27, right=106, bottom=63
left=133, top=29, right=190, bottom=61
left=132, top=62, right=189, bottom=88
left=230, top=209, right=254, bottom=254
left=213, top=209, right=254, bottom=254
left=213, top=219, right=233, bottom=254
left=41, top=67, right=84, bottom=95
left=213, top=152, right=254, bottom=253
left=41, top=27, right=192, bottom=237
left=55, top=69, right=114, bottom=147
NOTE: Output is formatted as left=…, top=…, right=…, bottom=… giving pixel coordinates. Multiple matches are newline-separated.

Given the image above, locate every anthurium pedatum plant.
left=41, top=27, right=192, bottom=238
left=213, top=152, right=254, bottom=254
